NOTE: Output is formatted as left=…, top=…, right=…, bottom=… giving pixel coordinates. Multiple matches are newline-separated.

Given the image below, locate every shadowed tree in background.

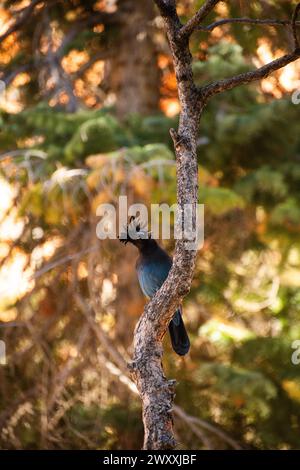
left=0, top=0, right=160, bottom=115
left=105, top=0, right=160, bottom=117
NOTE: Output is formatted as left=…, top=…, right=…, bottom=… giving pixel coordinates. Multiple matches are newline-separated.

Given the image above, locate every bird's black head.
left=119, top=216, right=157, bottom=253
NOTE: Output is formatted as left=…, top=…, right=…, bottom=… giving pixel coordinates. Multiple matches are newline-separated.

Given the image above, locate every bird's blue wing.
left=136, top=259, right=171, bottom=299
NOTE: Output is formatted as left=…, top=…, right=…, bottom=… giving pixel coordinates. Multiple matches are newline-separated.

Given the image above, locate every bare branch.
left=201, top=3, right=300, bottom=100
left=202, top=50, right=300, bottom=100
left=198, top=17, right=300, bottom=33
left=0, top=63, right=32, bottom=87
left=179, top=0, right=221, bottom=39
left=97, top=336, right=242, bottom=450
left=31, top=246, right=97, bottom=281
left=154, top=0, right=181, bottom=31
left=0, top=0, right=44, bottom=44
left=79, top=288, right=242, bottom=450
left=56, top=12, right=118, bottom=58
left=74, top=292, right=128, bottom=375
left=173, top=405, right=243, bottom=450
left=292, top=3, right=300, bottom=49
left=72, top=52, right=110, bottom=79
left=154, top=0, right=177, bottom=14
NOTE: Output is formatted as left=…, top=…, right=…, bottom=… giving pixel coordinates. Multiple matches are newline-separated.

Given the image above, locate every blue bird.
left=120, top=217, right=190, bottom=356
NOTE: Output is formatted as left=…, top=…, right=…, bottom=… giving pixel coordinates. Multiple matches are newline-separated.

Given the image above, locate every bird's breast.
left=136, top=256, right=171, bottom=299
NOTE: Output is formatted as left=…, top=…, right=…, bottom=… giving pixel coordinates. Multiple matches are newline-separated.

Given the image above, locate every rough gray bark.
left=129, top=0, right=300, bottom=450
left=128, top=0, right=203, bottom=451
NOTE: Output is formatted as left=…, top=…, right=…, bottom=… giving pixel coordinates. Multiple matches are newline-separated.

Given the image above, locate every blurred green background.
left=0, top=0, right=300, bottom=450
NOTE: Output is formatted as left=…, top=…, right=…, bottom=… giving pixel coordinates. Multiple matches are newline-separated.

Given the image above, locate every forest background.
left=1, top=0, right=300, bottom=450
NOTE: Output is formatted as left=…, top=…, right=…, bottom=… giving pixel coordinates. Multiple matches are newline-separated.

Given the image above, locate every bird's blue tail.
left=168, top=308, right=190, bottom=356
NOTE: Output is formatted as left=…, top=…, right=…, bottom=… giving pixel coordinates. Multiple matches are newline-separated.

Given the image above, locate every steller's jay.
left=119, top=217, right=190, bottom=356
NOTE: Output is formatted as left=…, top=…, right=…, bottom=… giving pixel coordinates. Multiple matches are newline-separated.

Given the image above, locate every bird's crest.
left=119, top=215, right=150, bottom=245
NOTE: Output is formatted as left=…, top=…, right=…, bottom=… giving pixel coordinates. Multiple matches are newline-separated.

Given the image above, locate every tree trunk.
left=105, top=0, right=160, bottom=118
left=129, top=1, right=203, bottom=450
left=129, top=0, right=300, bottom=450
